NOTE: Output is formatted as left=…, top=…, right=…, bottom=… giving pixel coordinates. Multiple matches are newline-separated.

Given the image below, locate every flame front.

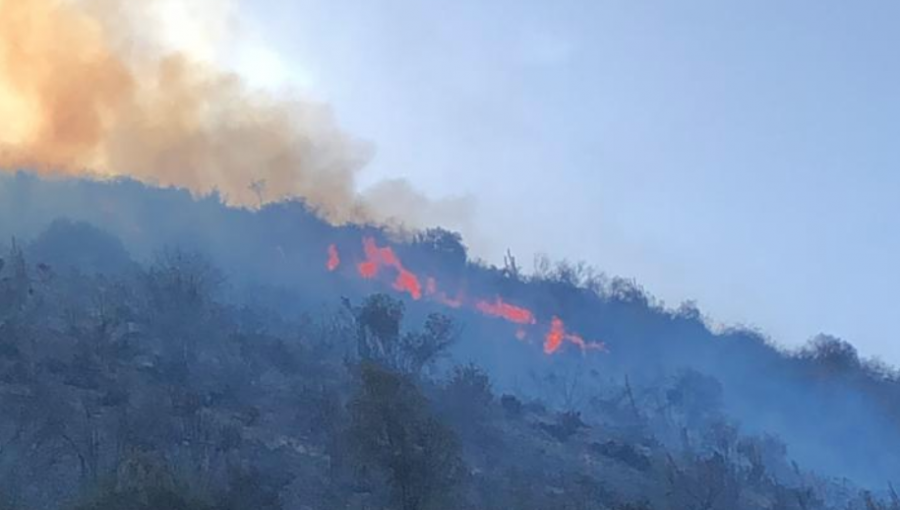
left=545, top=317, right=566, bottom=354
left=544, top=316, right=606, bottom=355
left=475, top=297, right=536, bottom=325
left=356, top=237, right=422, bottom=300
left=335, top=236, right=604, bottom=356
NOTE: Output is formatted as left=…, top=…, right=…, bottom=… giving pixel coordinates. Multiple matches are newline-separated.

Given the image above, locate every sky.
left=224, top=1, right=899, bottom=362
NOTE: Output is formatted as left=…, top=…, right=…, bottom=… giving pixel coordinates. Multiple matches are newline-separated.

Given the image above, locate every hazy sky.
left=232, top=1, right=900, bottom=362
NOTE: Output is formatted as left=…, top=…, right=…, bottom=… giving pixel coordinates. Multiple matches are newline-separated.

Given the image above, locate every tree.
left=143, top=248, right=224, bottom=369
left=27, top=219, right=135, bottom=275
left=398, top=313, right=457, bottom=375
left=217, top=463, right=288, bottom=510
left=534, top=365, right=588, bottom=412
left=861, top=486, right=900, bottom=510
left=664, top=370, right=725, bottom=445
left=413, top=228, right=467, bottom=272
left=347, top=362, right=464, bottom=510
left=801, top=334, right=861, bottom=374
left=0, top=240, right=30, bottom=320
left=354, top=294, right=404, bottom=364
left=440, top=364, right=493, bottom=436
left=72, top=452, right=213, bottom=510
left=144, top=249, right=223, bottom=314
left=353, top=294, right=457, bottom=376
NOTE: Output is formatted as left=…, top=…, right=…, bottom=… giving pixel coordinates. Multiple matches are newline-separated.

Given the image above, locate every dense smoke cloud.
left=0, top=0, right=473, bottom=231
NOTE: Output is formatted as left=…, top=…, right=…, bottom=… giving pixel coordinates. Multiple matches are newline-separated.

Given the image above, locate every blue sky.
left=235, top=1, right=900, bottom=362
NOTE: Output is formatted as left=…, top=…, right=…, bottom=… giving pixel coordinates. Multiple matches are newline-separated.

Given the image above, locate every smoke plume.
left=0, top=0, right=472, bottom=231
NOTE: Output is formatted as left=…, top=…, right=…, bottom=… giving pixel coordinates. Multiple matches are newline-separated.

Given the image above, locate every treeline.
left=0, top=221, right=897, bottom=510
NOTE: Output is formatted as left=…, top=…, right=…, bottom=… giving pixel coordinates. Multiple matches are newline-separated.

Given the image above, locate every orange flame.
left=393, top=269, right=422, bottom=300
left=327, top=244, right=340, bottom=271
left=333, top=237, right=605, bottom=357
left=545, top=317, right=566, bottom=354
left=544, top=316, right=606, bottom=354
left=476, top=297, right=537, bottom=325
left=356, top=237, right=422, bottom=299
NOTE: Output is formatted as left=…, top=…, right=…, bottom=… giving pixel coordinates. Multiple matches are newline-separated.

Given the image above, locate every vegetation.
left=0, top=176, right=899, bottom=509
left=347, top=362, right=463, bottom=510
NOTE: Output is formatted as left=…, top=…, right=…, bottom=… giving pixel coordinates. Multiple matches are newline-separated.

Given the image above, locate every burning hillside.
left=2, top=173, right=900, bottom=492
left=0, top=0, right=897, bottom=497
left=329, top=237, right=605, bottom=355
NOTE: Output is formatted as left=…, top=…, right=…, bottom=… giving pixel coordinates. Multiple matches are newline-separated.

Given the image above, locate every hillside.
left=0, top=172, right=898, bottom=509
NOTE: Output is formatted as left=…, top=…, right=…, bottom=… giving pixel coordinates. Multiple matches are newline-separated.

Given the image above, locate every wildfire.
left=476, top=297, right=537, bottom=325
left=327, top=244, right=340, bottom=271
left=544, top=316, right=606, bottom=355
left=545, top=317, right=565, bottom=354
left=356, top=237, right=422, bottom=300
left=335, top=236, right=605, bottom=357
left=394, top=269, right=422, bottom=300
